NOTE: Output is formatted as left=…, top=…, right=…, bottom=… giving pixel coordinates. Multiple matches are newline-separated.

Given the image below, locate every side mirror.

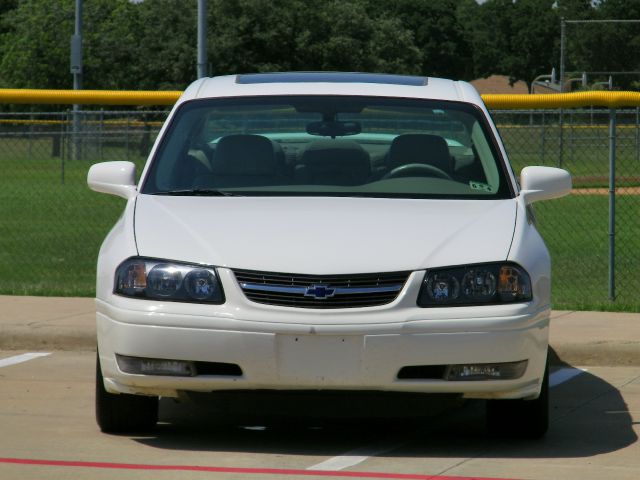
left=519, top=166, right=571, bottom=204
left=87, top=161, right=137, bottom=199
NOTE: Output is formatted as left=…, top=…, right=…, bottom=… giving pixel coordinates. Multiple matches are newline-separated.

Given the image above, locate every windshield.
left=141, top=95, right=512, bottom=199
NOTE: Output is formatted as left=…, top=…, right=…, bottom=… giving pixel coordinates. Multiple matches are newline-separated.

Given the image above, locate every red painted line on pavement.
left=0, top=457, right=515, bottom=480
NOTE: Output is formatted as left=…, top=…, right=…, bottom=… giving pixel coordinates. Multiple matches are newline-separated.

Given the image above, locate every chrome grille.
left=232, top=269, right=411, bottom=309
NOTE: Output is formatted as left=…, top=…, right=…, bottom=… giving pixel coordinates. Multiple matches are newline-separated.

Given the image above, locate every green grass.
left=498, top=123, right=640, bottom=311
left=0, top=138, right=146, bottom=296
left=536, top=195, right=640, bottom=312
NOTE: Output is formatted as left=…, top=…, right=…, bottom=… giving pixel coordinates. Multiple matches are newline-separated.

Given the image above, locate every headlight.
left=114, top=257, right=224, bottom=304
left=418, top=263, right=531, bottom=307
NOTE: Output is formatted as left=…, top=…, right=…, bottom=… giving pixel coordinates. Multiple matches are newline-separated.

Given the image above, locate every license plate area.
left=276, top=335, right=363, bottom=384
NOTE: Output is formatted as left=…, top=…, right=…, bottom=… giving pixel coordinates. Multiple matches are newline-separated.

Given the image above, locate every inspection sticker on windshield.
left=469, top=181, right=494, bottom=192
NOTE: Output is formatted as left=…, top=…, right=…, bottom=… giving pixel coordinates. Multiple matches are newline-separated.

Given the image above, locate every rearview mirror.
left=519, top=166, right=571, bottom=204
left=87, top=161, right=137, bottom=199
left=306, top=120, right=361, bottom=137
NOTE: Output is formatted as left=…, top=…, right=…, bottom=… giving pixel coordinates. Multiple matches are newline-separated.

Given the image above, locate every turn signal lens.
left=116, top=260, right=147, bottom=296
left=498, top=265, right=531, bottom=301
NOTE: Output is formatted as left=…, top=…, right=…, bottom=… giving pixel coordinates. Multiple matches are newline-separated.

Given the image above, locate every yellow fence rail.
left=483, top=91, right=640, bottom=109
left=0, top=118, right=164, bottom=127
left=1, top=88, right=640, bottom=108
left=0, top=89, right=181, bottom=106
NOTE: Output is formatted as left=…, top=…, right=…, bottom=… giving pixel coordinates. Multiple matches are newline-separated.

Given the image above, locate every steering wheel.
left=383, top=163, right=452, bottom=180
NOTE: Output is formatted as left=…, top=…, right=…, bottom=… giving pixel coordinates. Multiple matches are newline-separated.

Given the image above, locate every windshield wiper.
left=158, top=188, right=241, bottom=197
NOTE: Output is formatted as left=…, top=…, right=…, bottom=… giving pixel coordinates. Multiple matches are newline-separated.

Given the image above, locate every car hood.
left=134, top=195, right=516, bottom=274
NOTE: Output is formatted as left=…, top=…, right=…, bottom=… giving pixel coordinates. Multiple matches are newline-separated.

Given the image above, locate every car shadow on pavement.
left=135, top=347, right=637, bottom=460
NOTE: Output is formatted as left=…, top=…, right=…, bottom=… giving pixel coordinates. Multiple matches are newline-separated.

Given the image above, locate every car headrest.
left=214, top=134, right=280, bottom=176
left=300, top=139, right=370, bottom=185
left=388, top=134, right=452, bottom=173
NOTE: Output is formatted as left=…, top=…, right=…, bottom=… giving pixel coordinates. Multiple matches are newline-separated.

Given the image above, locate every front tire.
left=486, top=358, right=549, bottom=439
left=95, top=354, right=159, bottom=434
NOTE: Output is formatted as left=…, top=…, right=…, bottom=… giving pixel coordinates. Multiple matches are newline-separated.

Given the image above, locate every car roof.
left=179, top=72, right=484, bottom=107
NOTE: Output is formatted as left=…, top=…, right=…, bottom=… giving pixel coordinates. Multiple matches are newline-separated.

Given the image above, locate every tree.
left=559, top=0, right=640, bottom=89
left=208, top=0, right=422, bottom=76
left=0, top=0, right=634, bottom=92
left=0, top=0, right=196, bottom=91
left=132, top=0, right=197, bottom=89
left=458, top=0, right=560, bottom=87
left=0, top=0, right=74, bottom=89
left=366, top=0, right=473, bottom=80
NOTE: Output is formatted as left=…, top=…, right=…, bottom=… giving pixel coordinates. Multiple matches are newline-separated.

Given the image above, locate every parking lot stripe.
left=0, top=457, right=516, bottom=479
left=0, top=353, right=50, bottom=368
left=307, top=443, right=403, bottom=471
left=549, top=367, right=587, bottom=387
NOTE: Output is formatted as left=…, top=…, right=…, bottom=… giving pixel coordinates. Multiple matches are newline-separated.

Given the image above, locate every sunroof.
left=236, top=72, right=428, bottom=86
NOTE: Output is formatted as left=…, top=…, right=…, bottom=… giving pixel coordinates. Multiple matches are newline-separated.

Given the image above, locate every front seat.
left=387, top=134, right=453, bottom=176
left=205, top=134, right=286, bottom=188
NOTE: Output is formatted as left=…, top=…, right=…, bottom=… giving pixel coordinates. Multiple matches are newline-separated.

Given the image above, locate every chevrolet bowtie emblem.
left=304, top=285, right=336, bottom=299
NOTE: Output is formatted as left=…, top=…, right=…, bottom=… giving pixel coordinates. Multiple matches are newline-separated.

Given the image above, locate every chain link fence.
left=495, top=108, right=640, bottom=311
left=0, top=107, right=638, bottom=310
left=0, top=109, right=166, bottom=296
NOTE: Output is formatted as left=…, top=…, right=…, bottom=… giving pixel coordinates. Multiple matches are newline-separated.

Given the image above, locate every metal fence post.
left=61, top=111, right=67, bottom=184
left=608, top=108, right=616, bottom=301
left=72, top=110, right=82, bottom=161
left=569, top=111, right=574, bottom=161
left=541, top=111, right=545, bottom=164
left=28, top=110, right=33, bottom=160
left=636, top=107, right=640, bottom=162
left=126, top=117, right=130, bottom=161
left=99, top=108, right=104, bottom=162
left=558, top=109, right=564, bottom=167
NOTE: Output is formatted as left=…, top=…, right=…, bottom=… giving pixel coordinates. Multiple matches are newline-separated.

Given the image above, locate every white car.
left=88, top=72, right=570, bottom=437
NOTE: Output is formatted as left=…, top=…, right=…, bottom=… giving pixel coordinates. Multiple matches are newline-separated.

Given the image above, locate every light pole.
left=559, top=18, right=565, bottom=92
left=197, top=0, right=207, bottom=78
left=70, top=0, right=82, bottom=91
left=70, top=0, right=83, bottom=160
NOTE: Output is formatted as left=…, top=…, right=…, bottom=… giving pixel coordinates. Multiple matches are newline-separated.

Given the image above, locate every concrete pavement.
left=0, top=295, right=638, bottom=365
left=2, top=351, right=638, bottom=480
left=0, top=295, right=95, bottom=351
left=549, top=310, right=640, bottom=366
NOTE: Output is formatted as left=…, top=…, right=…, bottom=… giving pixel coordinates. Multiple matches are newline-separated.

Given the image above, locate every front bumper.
left=97, top=271, right=550, bottom=400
